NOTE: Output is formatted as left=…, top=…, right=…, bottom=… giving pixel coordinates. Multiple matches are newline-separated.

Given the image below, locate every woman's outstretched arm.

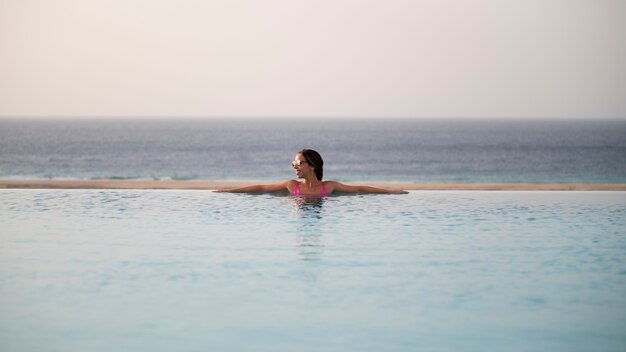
left=215, top=180, right=292, bottom=193
left=327, top=181, right=408, bottom=194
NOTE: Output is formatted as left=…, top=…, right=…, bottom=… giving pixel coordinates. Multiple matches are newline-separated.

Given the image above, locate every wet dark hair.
left=299, top=149, right=324, bottom=181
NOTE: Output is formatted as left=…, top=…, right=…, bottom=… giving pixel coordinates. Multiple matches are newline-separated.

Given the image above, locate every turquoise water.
left=1, top=190, right=625, bottom=351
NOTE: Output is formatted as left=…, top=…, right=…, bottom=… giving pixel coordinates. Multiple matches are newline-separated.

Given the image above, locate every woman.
left=216, top=149, right=408, bottom=196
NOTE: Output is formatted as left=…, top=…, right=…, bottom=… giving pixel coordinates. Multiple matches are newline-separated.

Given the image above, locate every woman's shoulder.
left=322, top=180, right=340, bottom=191
left=286, top=180, right=299, bottom=191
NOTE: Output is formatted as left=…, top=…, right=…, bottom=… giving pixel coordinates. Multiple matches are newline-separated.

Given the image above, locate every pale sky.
left=1, top=0, right=625, bottom=119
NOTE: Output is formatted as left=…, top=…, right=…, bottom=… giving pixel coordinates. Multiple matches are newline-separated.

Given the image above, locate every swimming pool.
left=1, top=190, right=625, bottom=351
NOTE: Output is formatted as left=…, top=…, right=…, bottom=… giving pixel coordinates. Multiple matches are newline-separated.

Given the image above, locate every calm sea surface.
left=1, top=190, right=625, bottom=351
left=1, top=118, right=625, bottom=183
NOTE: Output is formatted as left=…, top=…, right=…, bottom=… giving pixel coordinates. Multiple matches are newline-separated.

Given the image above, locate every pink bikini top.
left=294, top=181, right=327, bottom=197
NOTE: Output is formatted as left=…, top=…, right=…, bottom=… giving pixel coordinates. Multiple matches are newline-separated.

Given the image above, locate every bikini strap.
left=294, top=181, right=300, bottom=196
left=321, top=181, right=327, bottom=197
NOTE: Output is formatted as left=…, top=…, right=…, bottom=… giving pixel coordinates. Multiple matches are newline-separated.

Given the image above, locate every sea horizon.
left=1, top=117, right=625, bottom=184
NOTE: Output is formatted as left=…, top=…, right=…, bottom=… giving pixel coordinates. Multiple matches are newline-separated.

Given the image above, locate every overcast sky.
left=1, top=0, right=625, bottom=119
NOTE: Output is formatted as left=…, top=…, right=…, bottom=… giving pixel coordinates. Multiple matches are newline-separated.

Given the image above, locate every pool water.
left=1, top=190, right=625, bottom=351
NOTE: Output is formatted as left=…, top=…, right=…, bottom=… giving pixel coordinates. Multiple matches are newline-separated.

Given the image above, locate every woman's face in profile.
left=293, top=153, right=312, bottom=179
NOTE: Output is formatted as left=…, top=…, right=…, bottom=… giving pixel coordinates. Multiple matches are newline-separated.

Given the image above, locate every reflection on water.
left=292, top=195, right=325, bottom=212
left=291, top=196, right=326, bottom=262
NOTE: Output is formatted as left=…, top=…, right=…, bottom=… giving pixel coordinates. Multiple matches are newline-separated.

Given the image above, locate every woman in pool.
left=217, top=149, right=408, bottom=196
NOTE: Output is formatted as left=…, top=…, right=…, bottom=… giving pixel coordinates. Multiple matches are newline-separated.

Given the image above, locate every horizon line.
left=2, top=115, right=625, bottom=121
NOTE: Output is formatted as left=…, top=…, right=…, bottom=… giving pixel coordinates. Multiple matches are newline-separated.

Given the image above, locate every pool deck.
left=1, top=179, right=625, bottom=191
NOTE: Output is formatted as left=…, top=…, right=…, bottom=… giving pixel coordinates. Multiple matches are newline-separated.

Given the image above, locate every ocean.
left=1, top=118, right=625, bottom=183
left=2, top=118, right=626, bottom=351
